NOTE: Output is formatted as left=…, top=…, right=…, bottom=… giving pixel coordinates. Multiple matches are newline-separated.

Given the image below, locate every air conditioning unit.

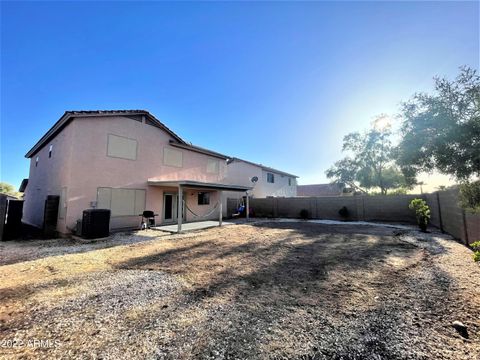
left=81, top=209, right=111, bottom=239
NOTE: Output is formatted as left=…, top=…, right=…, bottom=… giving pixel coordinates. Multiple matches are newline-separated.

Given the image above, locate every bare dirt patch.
left=1, top=222, right=479, bottom=359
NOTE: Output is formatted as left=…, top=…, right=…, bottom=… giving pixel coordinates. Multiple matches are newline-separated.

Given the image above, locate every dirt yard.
left=1, top=221, right=479, bottom=359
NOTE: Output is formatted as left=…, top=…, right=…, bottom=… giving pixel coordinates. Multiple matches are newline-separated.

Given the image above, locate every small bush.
left=300, top=209, right=309, bottom=220
left=471, top=241, right=480, bottom=262
left=338, top=206, right=349, bottom=218
left=409, top=198, right=430, bottom=232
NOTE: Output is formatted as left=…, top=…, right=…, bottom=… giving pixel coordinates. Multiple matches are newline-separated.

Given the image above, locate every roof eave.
left=231, top=158, right=298, bottom=178
left=25, top=111, right=71, bottom=158
left=169, top=141, right=229, bottom=160
left=25, top=110, right=187, bottom=158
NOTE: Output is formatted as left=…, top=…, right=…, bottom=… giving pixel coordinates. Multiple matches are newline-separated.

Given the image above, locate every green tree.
left=326, top=116, right=415, bottom=195
left=0, top=182, right=21, bottom=198
left=396, top=66, right=480, bottom=180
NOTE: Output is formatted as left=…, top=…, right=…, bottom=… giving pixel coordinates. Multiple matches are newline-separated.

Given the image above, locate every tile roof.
left=25, top=110, right=186, bottom=158
left=230, top=157, right=298, bottom=178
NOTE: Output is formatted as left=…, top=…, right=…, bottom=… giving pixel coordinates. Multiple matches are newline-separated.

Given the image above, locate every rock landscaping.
left=1, top=222, right=479, bottom=359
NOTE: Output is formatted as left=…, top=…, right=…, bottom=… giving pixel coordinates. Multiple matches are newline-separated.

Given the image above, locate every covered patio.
left=147, top=179, right=251, bottom=233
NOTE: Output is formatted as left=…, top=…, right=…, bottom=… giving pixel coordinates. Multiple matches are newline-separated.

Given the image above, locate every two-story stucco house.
left=22, top=110, right=251, bottom=234
left=224, top=158, right=298, bottom=198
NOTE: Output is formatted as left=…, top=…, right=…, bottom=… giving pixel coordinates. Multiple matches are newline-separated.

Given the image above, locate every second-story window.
left=35, top=156, right=39, bottom=167
left=49, top=144, right=53, bottom=158
left=207, top=159, right=219, bottom=174
left=267, top=173, right=275, bottom=183
left=288, top=178, right=292, bottom=186
left=163, top=147, right=183, bottom=167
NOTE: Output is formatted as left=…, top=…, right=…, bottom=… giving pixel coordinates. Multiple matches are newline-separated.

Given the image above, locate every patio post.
left=177, top=185, right=183, bottom=233
left=218, top=191, right=223, bottom=227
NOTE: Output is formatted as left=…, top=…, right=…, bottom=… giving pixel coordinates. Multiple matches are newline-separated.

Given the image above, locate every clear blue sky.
left=1, top=1, right=478, bottom=188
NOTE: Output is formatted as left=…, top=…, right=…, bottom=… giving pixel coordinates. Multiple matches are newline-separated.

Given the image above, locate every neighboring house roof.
left=228, top=157, right=298, bottom=178
left=25, top=110, right=188, bottom=158
left=297, top=183, right=344, bottom=196
left=0, top=192, right=20, bottom=200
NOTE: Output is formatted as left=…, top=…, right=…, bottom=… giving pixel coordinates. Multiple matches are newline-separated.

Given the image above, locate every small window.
left=288, top=178, right=292, bottom=186
left=35, top=156, right=39, bottom=167
left=163, top=147, right=183, bottom=167
left=49, top=144, right=53, bottom=158
left=207, top=159, right=219, bottom=174
left=107, top=134, right=138, bottom=160
left=267, top=173, right=275, bottom=183
left=198, top=192, right=210, bottom=205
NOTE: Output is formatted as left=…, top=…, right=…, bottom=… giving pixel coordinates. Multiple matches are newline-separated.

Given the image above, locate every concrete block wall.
left=466, top=212, right=480, bottom=245
left=245, top=195, right=422, bottom=223
left=425, top=188, right=480, bottom=245
left=425, top=193, right=442, bottom=228
left=227, top=190, right=480, bottom=245
left=362, top=195, right=420, bottom=223
left=314, top=197, right=358, bottom=220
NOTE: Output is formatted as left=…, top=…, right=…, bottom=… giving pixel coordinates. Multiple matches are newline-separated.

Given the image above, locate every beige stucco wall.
left=24, top=115, right=227, bottom=233
left=222, top=160, right=297, bottom=217
left=23, top=122, right=74, bottom=232
left=255, top=169, right=297, bottom=198
left=224, top=160, right=297, bottom=198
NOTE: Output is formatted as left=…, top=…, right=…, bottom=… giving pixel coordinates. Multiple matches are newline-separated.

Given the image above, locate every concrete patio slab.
left=153, top=220, right=236, bottom=233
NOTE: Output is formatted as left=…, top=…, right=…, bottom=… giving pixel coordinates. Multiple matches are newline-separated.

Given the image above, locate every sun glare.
left=372, top=114, right=392, bottom=131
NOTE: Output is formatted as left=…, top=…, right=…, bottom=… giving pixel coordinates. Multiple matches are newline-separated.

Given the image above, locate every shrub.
left=338, top=206, right=349, bottom=218
left=408, top=198, right=430, bottom=232
left=459, top=181, right=480, bottom=213
left=471, top=241, right=480, bottom=262
left=300, top=209, right=309, bottom=220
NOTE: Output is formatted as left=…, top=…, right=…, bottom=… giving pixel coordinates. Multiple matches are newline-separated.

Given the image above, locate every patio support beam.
left=219, top=191, right=223, bottom=227
left=177, top=185, right=183, bottom=233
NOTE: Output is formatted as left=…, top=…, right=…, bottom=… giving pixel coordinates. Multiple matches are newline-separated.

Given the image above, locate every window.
left=107, top=134, right=138, bottom=160
left=97, top=187, right=145, bottom=216
left=163, top=147, right=183, bottom=167
left=267, top=173, right=275, bottom=183
left=49, top=144, right=53, bottom=158
left=207, top=159, right=219, bottom=174
left=35, top=156, right=39, bottom=167
left=198, top=192, right=210, bottom=205
left=288, top=178, right=292, bottom=186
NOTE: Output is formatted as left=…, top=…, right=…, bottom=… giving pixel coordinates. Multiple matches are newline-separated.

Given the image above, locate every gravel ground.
left=0, top=222, right=479, bottom=359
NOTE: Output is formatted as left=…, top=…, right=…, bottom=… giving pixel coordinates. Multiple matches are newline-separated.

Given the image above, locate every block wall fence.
left=227, top=188, right=479, bottom=245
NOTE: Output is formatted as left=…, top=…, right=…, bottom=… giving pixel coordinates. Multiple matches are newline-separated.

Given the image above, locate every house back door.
left=164, top=193, right=175, bottom=222
left=163, top=192, right=185, bottom=223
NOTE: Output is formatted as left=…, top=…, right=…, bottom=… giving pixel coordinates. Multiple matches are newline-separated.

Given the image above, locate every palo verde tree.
left=0, top=182, right=21, bottom=198
left=326, top=115, right=415, bottom=195
left=396, top=66, right=480, bottom=180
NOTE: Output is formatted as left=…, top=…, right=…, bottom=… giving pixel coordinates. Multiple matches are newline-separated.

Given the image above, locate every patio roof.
left=147, top=179, right=252, bottom=192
